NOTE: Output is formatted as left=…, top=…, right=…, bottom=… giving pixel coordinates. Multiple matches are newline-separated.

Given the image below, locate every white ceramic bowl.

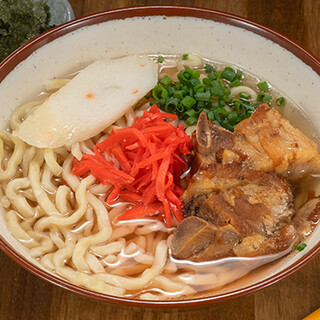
left=0, top=6, right=319, bottom=307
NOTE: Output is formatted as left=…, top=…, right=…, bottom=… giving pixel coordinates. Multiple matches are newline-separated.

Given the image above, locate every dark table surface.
left=0, top=1, right=319, bottom=319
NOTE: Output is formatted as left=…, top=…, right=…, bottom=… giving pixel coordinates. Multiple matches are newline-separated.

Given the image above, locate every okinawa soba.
left=0, top=54, right=319, bottom=300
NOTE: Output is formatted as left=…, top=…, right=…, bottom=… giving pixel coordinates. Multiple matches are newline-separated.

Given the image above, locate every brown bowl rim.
left=0, top=5, right=320, bottom=308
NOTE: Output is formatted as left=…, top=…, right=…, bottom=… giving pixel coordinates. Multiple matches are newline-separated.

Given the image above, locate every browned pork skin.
left=195, top=103, right=320, bottom=180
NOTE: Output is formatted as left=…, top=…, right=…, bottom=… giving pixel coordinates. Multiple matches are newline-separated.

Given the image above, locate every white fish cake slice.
left=15, top=55, right=158, bottom=148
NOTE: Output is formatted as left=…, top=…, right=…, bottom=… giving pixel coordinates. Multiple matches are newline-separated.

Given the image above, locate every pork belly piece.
left=235, top=103, right=320, bottom=179
left=171, top=211, right=296, bottom=261
left=182, top=163, right=294, bottom=236
left=171, top=163, right=296, bottom=261
left=195, top=103, right=320, bottom=180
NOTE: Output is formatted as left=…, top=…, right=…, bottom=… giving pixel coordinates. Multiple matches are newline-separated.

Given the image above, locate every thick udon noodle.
left=0, top=57, right=300, bottom=300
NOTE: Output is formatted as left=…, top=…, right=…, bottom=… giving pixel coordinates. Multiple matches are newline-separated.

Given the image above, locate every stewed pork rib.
left=171, top=103, right=320, bottom=261
left=195, top=102, right=320, bottom=180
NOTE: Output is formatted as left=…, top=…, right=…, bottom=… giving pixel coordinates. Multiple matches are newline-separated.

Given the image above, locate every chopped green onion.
left=185, top=109, right=197, bottom=117
left=257, top=81, right=269, bottom=92
left=223, top=87, right=231, bottom=98
left=185, top=116, right=197, bottom=125
left=195, top=92, right=211, bottom=101
left=208, top=73, right=216, bottom=81
left=150, top=64, right=274, bottom=131
left=165, top=98, right=180, bottom=113
left=240, top=92, right=251, bottom=100
left=152, top=85, right=168, bottom=100
left=203, top=78, right=212, bottom=87
left=218, top=97, right=226, bottom=107
left=217, top=107, right=228, bottom=115
left=178, top=68, right=201, bottom=83
left=160, top=75, right=172, bottom=86
left=205, top=64, right=215, bottom=74
left=294, top=243, right=307, bottom=251
left=166, top=86, right=175, bottom=96
left=181, top=95, right=196, bottom=109
left=214, top=70, right=222, bottom=79
left=189, top=78, right=201, bottom=87
left=194, top=83, right=205, bottom=93
left=207, top=111, right=215, bottom=121
left=222, top=67, right=236, bottom=82
left=157, top=56, right=164, bottom=63
left=276, top=97, right=285, bottom=106
left=211, top=80, right=224, bottom=97
left=182, top=54, right=189, bottom=60
left=230, top=79, right=243, bottom=87
left=173, top=90, right=186, bottom=99
left=228, top=112, right=239, bottom=124
left=235, top=69, right=243, bottom=80
left=257, top=93, right=272, bottom=103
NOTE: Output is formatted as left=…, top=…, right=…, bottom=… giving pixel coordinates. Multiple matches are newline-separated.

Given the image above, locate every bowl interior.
left=0, top=9, right=320, bottom=305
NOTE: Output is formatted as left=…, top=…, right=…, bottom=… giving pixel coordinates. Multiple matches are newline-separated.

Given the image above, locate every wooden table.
left=1, top=1, right=320, bottom=319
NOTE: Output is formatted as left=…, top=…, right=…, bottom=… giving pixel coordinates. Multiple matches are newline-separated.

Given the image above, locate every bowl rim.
left=0, top=5, right=320, bottom=308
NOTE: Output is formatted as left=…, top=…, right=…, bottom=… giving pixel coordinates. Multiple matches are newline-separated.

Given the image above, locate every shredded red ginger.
left=72, top=105, right=193, bottom=227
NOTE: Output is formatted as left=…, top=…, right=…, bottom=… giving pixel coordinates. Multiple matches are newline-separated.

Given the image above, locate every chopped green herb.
left=276, top=97, right=286, bottom=106
left=185, top=116, right=197, bottom=126
left=229, top=79, right=243, bottom=88
left=205, top=64, right=215, bottom=74
left=195, top=92, right=210, bottom=101
left=222, top=67, right=236, bottom=82
left=235, top=69, right=243, bottom=80
left=240, top=92, right=251, bottom=100
left=210, top=81, right=224, bottom=97
left=181, top=95, right=196, bottom=109
left=294, top=243, right=307, bottom=251
left=182, top=54, right=189, bottom=60
left=257, top=81, right=269, bottom=92
left=185, top=109, right=197, bottom=117
left=173, top=90, right=186, bottom=100
left=160, top=75, right=172, bottom=86
left=149, top=63, right=279, bottom=131
left=257, top=93, right=272, bottom=104
left=207, top=111, right=215, bottom=121
left=165, top=98, right=180, bottom=113
left=152, top=85, right=168, bottom=100
left=157, top=56, right=164, bottom=63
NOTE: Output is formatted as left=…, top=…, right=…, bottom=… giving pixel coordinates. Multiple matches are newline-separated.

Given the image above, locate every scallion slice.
left=205, top=64, right=215, bottom=74
left=157, top=56, right=164, bottom=63
left=230, top=79, right=242, bottom=88
left=222, top=67, right=236, bottom=82
left=276, top=97, right=285, bottom=106
left=160, top=75, right=172, bottom=86
left=165, top=98, right=180, bottom=113
left=195, top=92, right=211, bottom=101
left=181, top=95, right=196, bottom=109
left=294, top=243, right=307, bottom=251
left=240, top=92, right=251, bottom=100
left=185, top=116, right=197, bottom=125
left=257, top=81, right=269, bottom=92
left=152, top=85, right=168, bottom=100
